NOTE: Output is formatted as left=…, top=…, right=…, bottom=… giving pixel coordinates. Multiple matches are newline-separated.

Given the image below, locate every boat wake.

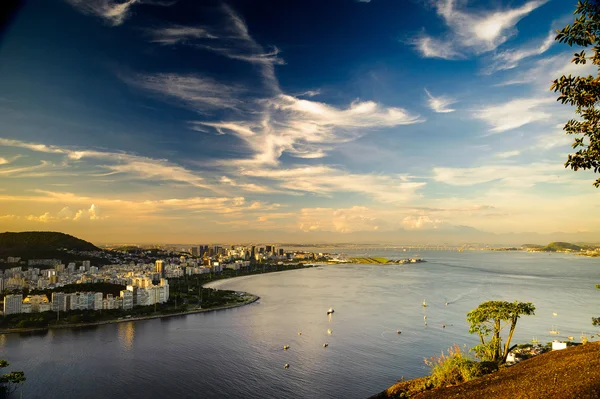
left=446, top=287, right=480, bottom=305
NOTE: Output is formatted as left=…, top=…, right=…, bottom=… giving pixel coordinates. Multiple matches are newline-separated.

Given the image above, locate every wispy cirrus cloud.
left=473, top=97, right=555, bottom=133
left=433, top=162, right=567, bottom=187
left=239, top=165, right=425, bottom=203
left=148, top=26, right=217, bottom=44
left=0, top=138, right=211, bottom=190
left=65, top=0, right=138, bottom=26
left=65, top=0, right=176, bottom=26
left=424, top=88, right=457, bottom=113
left=197, top=94, right=423, bottom=166
left=494, top=150, right=521, bottom=158
left=123, top=73, right=245, bottom=112
left=1, top=190, right=282, bottom=223
left=415, top=0, right=548, bottom=59
left=487, top=31, right=555, bottom=73
left=146, top=5, right=283, bottom=93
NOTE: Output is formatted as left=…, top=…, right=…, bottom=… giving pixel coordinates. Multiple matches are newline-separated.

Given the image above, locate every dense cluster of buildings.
left=0, top=244, right=308, bottom=317
left=2, top=277, right=170, bottom=316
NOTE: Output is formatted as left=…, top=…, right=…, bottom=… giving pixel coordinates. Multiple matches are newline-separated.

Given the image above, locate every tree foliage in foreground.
left=467, top=301, right=535, bottom=364
left=0, top=360, right=25, bottom=397
left=552, top=0, right=600, bottom=187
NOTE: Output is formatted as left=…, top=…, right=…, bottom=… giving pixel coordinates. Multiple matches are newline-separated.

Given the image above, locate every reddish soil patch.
left=372, top=342, right=600, bottom=399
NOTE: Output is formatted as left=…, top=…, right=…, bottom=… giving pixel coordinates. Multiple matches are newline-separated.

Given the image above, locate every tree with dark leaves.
left=551, top=0, right=600, bottom=187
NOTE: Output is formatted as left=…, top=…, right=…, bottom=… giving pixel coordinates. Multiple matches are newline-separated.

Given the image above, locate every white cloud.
left=501, top=52, right=598, bottom=87
left=415, top=0, right=548, bottom=59
left=0, top=138, right=211, bottom=190
left=219, top=176, right=275, bottom=193
left=494, top=150, right=521, bottom=158
left=26, top=204, right=103, bottom=223
left=414, top=35, right=463, bottom=60
left=148, top=26, right=217, bottom=45
left=402, top=215, right=445, bottom=230
left=124, top=73, right=245, bottom=112
left=65, top=0, right=138, bottom=26
left=425, top=88, right=457, bottom=113
left=27, top=212, right=56, bottom=223
left=433, top=162, right=568, bottom=187
left=198, top=94, right=423, bottom=166
left=298, top=206, right=385, bottom=233
left=474, top=97, right=555, bottom=133
left=487, top=31, right=554, bottom=73
left=57, top=206, right=74, bottom=219
left=240, top=165, right=425, bottom=203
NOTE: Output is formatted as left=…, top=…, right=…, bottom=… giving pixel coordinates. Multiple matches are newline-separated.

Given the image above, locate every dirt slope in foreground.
left=377, top=342, right=600, bottom=399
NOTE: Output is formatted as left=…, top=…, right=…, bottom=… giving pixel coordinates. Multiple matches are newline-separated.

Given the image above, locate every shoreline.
left=0, top=293, right=260, bottom=335
left=1, top=264, right=315, bottom=335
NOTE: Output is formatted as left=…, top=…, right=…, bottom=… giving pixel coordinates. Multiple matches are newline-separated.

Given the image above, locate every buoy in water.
left=442, top=324, right=446, bottom=329
left=284, top=364, right=289, bottom=369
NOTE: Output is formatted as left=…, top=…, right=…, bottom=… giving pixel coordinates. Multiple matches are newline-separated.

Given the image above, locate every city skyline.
left=1, top=0, right=599, bottom=244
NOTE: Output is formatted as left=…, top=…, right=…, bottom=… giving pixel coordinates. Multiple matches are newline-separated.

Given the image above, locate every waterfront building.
left=94, top=292, right=104, bottom=310
left=52, top=292, right=67, bottom=312
left=23, top=295, right=51, bottom=313
left=120, top=290, right=133, bottom=310
left=3, top=294, right=23, bottom=315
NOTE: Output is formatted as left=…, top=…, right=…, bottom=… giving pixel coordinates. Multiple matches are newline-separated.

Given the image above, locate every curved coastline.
left=0, top=291, right=260, bottom=335
left=0, top=265, right=314, bottom=335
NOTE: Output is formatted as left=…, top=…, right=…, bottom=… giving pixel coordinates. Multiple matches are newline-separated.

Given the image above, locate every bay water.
left=1, top=250, right=598, bottom=398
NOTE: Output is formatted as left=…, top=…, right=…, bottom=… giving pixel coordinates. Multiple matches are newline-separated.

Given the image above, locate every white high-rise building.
left=94, top=293, right=103, bottom=310
left=52, top=292, right=67, bottom=312
left=3, top=294, right=23, bottom=315
left=120, top=290, right=133, bottom=310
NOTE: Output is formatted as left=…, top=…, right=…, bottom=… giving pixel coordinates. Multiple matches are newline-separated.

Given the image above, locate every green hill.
left=541, top=242, right=582, bottom=252
left=0, top=231, right=98, bottom=252
left=0, top=232, right=101, bottom=268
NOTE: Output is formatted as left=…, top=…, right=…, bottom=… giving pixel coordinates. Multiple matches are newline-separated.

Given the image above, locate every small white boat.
left=550, top=325, right=560, bottom=335
left=323, top=343, right=328, bottom=348
left=283, top=345, right=290, bottom=350
left=298, top=332, right=302, bottom=336
left=396, top=330, right=401, bottom=334
left=327, top=329, right=332, bottom=335
left=553, top=312, right=558, bottom=316
left=327, top=308, right=335, bottom=315
left=422, top=300, right=427, bottom=308
left=284, top=364, right=289, bottom=369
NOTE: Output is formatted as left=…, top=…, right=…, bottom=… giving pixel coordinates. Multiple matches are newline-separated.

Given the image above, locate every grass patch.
left=424, top=345, right=489, bottom=388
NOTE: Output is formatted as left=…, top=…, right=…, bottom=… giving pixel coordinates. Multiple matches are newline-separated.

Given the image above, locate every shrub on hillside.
left=424, top=344, right=484, bottom=387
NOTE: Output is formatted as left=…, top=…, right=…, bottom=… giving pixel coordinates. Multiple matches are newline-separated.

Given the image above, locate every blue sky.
left=0, top=0, right=598, bottom=244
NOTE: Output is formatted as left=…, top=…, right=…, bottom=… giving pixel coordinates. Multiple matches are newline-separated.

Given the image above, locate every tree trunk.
left=501, top=317, right=518, bottom=363
left=493, top=318, right=502, bottom=361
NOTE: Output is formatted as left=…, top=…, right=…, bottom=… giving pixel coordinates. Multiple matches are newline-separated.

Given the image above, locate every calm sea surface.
left=1, top=250, right=599, bottom=398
